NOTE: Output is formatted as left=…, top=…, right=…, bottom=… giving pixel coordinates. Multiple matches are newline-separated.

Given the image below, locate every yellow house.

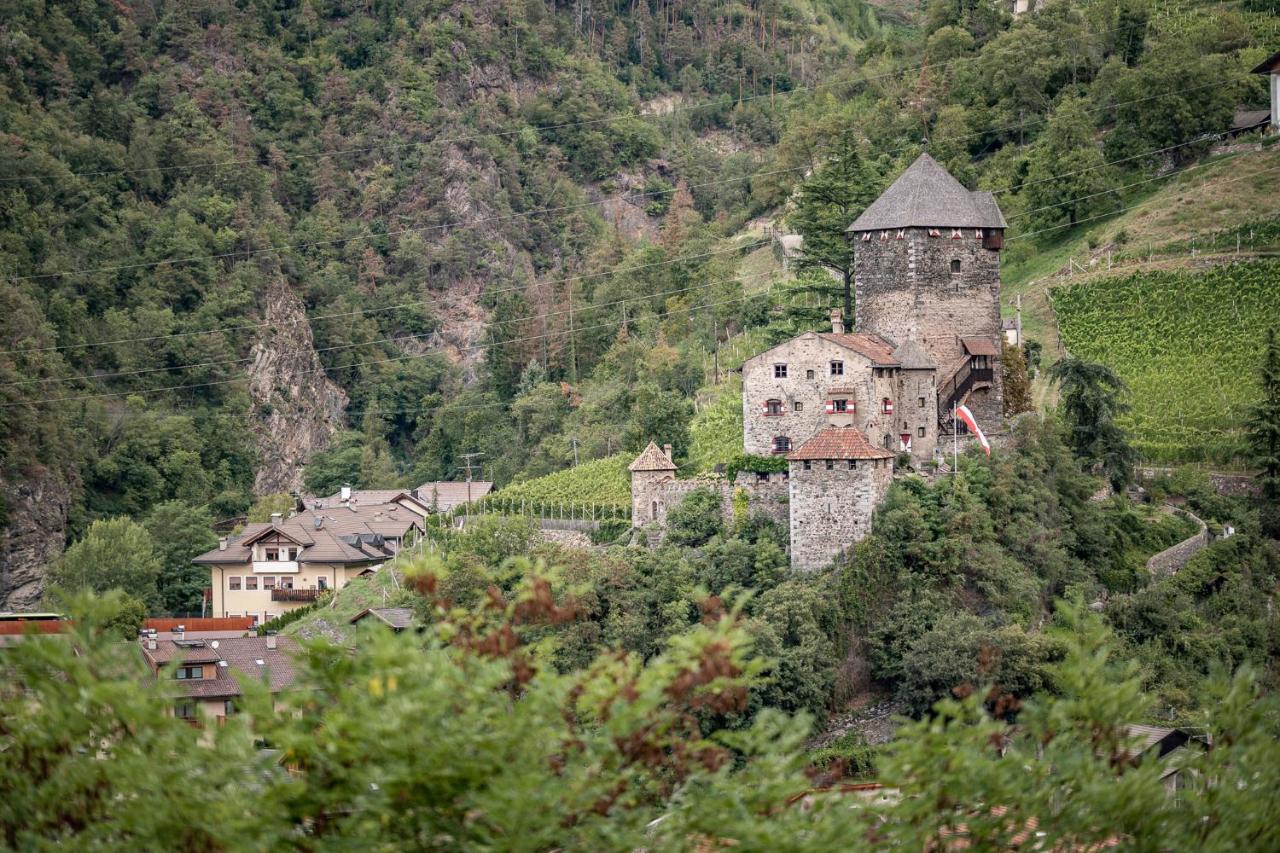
left=193, top=503, right=422, bottom=624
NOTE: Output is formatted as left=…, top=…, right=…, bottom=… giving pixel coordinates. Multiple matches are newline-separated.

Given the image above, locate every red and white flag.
left=955, top=405, right=991, bottom=456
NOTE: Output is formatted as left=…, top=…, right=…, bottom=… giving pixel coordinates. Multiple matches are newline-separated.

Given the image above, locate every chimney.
left=830, top=308, right=844, bottom=335
left=340, top=484, right=352, bottom=503
left=270, top=512, right=282, bottom=526
left=147, top=636, right=157, bottom=651
left=218, top=537, right=227, bottom=551
left=663, top=443, right=673, bottom=460
left=265, top=631, right=278, bottom=650
left=173, top=624, right=185, bottom=641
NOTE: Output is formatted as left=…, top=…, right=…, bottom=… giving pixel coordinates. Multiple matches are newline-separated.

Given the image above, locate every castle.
left=631, top=153, right=1007, bottom=571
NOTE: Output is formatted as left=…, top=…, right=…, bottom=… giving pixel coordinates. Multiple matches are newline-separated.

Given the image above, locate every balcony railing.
left=271, top=588, right=319, bottom=602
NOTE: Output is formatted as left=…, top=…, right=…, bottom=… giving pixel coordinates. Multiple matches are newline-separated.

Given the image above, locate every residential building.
left=415, top=480, right=495, bottom=512
left=302, top=486, right=432, bottom=518
left=193, top=503, right=422, bottom=624
left=138, top=630, right=298, bottom=727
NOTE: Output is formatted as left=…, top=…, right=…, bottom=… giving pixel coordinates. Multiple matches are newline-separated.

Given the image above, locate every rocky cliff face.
left=248, top=278, right=348, bottom=495
left=0, top=467, right=73, bottom=610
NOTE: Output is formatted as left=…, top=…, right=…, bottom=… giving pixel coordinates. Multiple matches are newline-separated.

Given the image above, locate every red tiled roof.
left=787, top=427, right=895, bottom=461
left=817, top=332, right=900, bottom=366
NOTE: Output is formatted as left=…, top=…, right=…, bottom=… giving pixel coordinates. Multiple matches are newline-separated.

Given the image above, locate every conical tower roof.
left=629, top=441, right=677, bottom=472
left=847, top=153, right=1007, bottom=232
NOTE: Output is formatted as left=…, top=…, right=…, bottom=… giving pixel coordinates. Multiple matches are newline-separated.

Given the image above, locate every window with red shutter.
left=882, top=398, right=894, bottom=414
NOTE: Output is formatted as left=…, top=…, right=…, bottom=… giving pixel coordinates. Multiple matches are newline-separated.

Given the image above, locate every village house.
left=138, top=629, right=298, bottom=727
left=350, top=607, right=418, bottom=632
left=632, top=152, right=1007, bottom=571
left=301, top=486, right=432, bottom=518
left=193, top=502, right=423, bottom=624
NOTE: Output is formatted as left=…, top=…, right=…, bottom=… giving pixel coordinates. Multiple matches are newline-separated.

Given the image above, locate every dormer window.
left=774, top=364, right=788, bottom=379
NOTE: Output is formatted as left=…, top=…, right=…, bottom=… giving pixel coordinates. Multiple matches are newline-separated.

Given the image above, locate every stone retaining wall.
left=1135, top=467, right=1260, bottom=498
left=1146, top=509, right=1210, bottom=575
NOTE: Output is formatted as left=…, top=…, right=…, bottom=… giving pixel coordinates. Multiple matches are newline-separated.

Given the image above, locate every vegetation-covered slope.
left=1053, top=261, right=1280, bottom=464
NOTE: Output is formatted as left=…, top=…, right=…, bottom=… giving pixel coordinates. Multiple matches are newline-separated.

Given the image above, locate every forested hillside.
left=1, top=0, right=1276, bottom=607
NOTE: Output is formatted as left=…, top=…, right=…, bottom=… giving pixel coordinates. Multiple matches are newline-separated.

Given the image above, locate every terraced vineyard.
left=491, top=453, right=633, bottom=509
left=1051, top=261, right=1280, bottom=464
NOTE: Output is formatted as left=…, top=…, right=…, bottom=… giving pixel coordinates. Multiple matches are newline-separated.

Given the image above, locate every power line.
left=0, top=279, right=783, bottom=408
left=6, top=135, right=1269, bottom=398
left=0, top=78, right=1228, bottom=288
left=0, top=240, right=765, bottom=356
left=0, top=268, right=777, bottom=388
left=0, top=0, right=1234, bottom=185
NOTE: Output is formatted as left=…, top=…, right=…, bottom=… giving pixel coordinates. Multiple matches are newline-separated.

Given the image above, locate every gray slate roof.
left=891, top=339, right=936, bottom=370
left=847, top=153, right=1007, bottom=231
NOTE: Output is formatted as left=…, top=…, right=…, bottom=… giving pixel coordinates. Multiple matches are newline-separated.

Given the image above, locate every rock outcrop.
left=248, top=278, right=348, bottom=495
left=0, top=467, right=73, bottom=610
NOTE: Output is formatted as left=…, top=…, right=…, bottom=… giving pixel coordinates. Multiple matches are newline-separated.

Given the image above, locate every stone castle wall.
left=631, top=471, right=792, bottom=542
left=854, top=228, right=1003, bottom=425
left=787, top=457, right=893, bottom=572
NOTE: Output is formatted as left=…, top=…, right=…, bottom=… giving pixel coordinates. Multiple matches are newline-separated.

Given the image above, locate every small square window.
left=774, top=364, right=788, bottom=379
left=772, top=436, right=792, bottom=454
left=830, top=361, right=844, bottom=376
left=847, top=460, right=857, bottom=470
left=245, top=577, right=258, bottom=591
left=757, top=472, right=770, bottom=483
left=806, top=369, right=815, bottom=380
left=228, top=576, right=241, bottom=591
left=803, top=460, right=812, bottom=470
left=825, top=460, right=834, bottom=470
left=918, top=397, right=926, bottom=407
left=766, top=399, right=783, bottom=416
left=793, top=401, right=803, bottom=412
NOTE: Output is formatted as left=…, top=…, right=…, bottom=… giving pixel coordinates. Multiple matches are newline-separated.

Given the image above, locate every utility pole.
left=571, top=436, right=579, bottom=466
left=459, top=452, right=483, bottom=507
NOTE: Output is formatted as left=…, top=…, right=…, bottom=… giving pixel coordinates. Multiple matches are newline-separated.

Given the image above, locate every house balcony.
left=271, top=588, right=319, bottom=603
left=253, top=560, right=299, bottom=574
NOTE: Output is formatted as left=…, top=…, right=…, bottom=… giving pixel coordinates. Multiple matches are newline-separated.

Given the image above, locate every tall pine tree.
left=1247, top=328, right=1280, bottom=536
left=787, top=130, right=883, bottom=330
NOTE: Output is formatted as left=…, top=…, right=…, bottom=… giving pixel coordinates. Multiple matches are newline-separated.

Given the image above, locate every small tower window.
left=774, top=364, right=788, bottom=379
left=794, top=401, right=803, bottom=412
left=772, top=436, right=792, bottom=454
left=806, top=369, right=815, bottom=380
left=918, top=426, right=926, bottom=438
left=847, top=460, right=857, bottom=470
left=882, top=398, right=894, bottom=414
left=825, top=460, right=835, bottom=470
left=951, top=259, right=962, bottom=274
left=765, top=399, right=783, bottom=416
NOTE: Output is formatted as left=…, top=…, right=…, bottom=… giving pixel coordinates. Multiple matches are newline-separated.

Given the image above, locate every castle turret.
left=628, top=441, right=678, bottom=527
left=848, top=153, right=1006, bottom=431
left=786, top=426, right=894, bottom=571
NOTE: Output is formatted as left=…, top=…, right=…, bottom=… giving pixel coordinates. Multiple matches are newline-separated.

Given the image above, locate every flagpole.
left=953, top=402, right=958, bottom=473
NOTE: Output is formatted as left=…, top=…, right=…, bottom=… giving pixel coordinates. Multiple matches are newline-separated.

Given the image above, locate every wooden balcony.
left=271, top=588, right=319, bottom=602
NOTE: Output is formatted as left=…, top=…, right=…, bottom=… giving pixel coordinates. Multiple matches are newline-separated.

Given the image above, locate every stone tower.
left=628, top=441, right=678, bottom=527
left=787, top=427, right=895, bottom=572
left=848, top=153, right=1007, bottom=429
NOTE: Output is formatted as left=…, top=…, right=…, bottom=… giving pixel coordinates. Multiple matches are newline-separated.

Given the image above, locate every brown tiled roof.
left=847, top=153, right=1007, bottom=231
left=350, top=607, right=416, bottom=630
left=192, top=503, right=417, bottom=566
left=414, top=481, right=495, bottom=511
left=629, top=441, right=677, bottom=472
left=817, top=332, right=900, bottom=366
left=787, top=426, right=895, bottom=461
left=962, top=336, right=1000, bottom=357
left=141, top=636, right=300, bottom=699
left=1232, top=108, right=1270, bottom=131
left=306, top=490, right=432, bottom=514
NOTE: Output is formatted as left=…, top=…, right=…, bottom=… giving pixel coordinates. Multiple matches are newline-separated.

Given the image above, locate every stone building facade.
left=630, top=152, right=1007, bottom=572
left=849, top=152, right=1007, bottom=428
left=787, top=428, right=895, bottom=572
left=741, top=313, right=941, bottom=462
